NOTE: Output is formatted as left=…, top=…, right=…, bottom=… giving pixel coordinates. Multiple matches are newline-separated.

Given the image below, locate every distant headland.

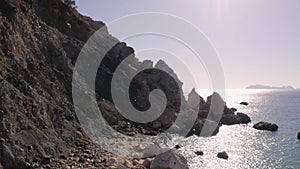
left=246, top=84, right=295, bottom=90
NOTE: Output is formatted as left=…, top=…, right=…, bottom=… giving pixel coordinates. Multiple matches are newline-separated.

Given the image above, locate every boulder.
left=217, top=151, right=228, bottom=160
left=174, top=145, right=181, bottom=149
left=297, top=132, right=300, bottom=140
left=253, top=122, right=278, bottom=131
left=221, top=114, right=240, bottom=125
left=194, top=151, right=203, bottom=156
left=150, top=150, right=189, bottom=169
left=236, top=112, right=251, bottom=124
left=221, top=113, right=251, bottom=125
left=240, top=102, right=249, bottom=106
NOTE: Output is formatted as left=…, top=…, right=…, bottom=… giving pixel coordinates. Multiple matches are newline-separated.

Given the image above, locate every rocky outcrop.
left=150, top=150, right=189, bottom=169
left=297, top=132, right=300, bottom=140
left=0, top=0, right=149, bottom=168
left=217, top=151, right=228, bottom=160
left=221, top=112, right=251, bottom=125
left=253, top=122, right=279, bottom=131
left=187, top=119, right=220, bottom=137
left=0, top=0, right=255, bottom=167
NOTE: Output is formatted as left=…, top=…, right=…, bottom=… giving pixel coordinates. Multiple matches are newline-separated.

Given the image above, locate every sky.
left=75, top=0, right=300, bottom=90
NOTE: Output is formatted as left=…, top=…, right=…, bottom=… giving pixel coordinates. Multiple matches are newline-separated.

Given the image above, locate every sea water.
left=178, top=89, right=300, bottom=169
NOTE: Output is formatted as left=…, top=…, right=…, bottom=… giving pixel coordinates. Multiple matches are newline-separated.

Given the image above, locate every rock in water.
left=253, top=121, right=278, bottom=131
left=217, top=151, right=229, bottom=160
left=174, top=145, right=181, bottom=149
left=240, top=102, right=249, bottom=106
left=236, top=112, right=251, bottom=124
left=150, top=150, right=189, bottom=169
left=297, top=132, right=300, bottom=140
left=194, top=151, right=204, bottom=156
left=221, top=113, right=251, bottom=125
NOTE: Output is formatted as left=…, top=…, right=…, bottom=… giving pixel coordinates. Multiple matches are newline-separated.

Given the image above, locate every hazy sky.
left=76, top=0, right=300, bottom=90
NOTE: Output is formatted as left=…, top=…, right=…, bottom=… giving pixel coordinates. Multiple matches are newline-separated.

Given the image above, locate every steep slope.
left=0, top=0, right=139, bottom=168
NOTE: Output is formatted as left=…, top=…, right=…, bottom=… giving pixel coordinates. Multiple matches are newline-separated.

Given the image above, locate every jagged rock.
left=198, top=110, right=209, bottom=118
left=150, top=150, right=188, bottom=169
left=223, top=106, right=235, bottom=115
left=240, top=102, right=249, bottom=106
left=217, top=151, right=228, bottom=160
left=253, top=122, right=278, bottom=131
left=187, top=119, right=219, bottom=137
left=187, top=88, right=203, bottom=109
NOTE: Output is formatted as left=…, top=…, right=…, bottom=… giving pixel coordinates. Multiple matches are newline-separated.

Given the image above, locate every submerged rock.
left=217, top=151, right=229, bottom=160
left=253, top=121, right=278, bottom=131
left=150, top=150, right=188, bottom=169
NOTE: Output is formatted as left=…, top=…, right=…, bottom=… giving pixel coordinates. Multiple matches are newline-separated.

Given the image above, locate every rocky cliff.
left=0, top=0, right=250, bottom=168
left=0, top=0, right=140, bottom=168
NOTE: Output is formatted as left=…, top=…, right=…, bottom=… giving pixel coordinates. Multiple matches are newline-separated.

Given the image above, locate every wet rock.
left=253, top=121, right=278, bottom=131
left=236, top=112, right=251, bottom=124
left=150, top=150, right=188, bottom=169
left=217, top=151, right=229, bottom=160
left=221, top=114, right=240, bottom=125
left=221, top=113, right=251, bottom=125
left=194, top=151, right=203, bottom=156
left=297, top=132, right=300, bottom=140
left=240, top=102, right=249, bottom=106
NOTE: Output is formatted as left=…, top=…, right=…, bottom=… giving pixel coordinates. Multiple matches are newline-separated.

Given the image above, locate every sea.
left=178, top=89, right=300, bottom=169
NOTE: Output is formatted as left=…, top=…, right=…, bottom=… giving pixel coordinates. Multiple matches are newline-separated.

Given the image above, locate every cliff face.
left=0, top=0, right=184, bottom=168
left=0, top=0, right=243, bottom=168
left=0, top=0, right=132, bottom=168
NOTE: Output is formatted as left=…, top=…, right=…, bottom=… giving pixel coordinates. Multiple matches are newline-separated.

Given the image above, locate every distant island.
left=246, top=84, right=295, bottom=90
